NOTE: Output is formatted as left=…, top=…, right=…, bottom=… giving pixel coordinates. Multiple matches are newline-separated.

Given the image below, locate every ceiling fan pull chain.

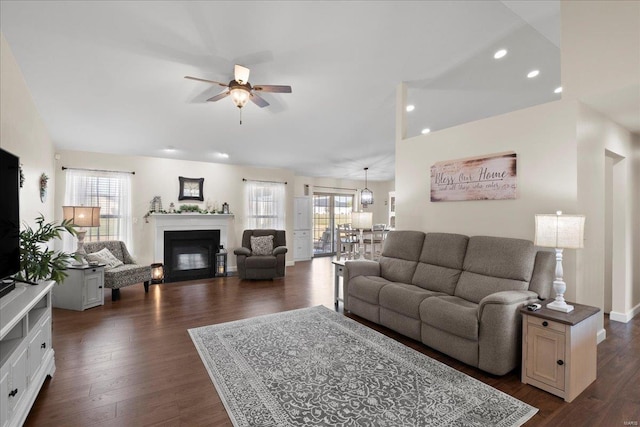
left=239, top=108, right=242, bottom=125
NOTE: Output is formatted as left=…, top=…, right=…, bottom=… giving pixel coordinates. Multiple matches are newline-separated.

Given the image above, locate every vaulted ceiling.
left=1, top=1, right=563, bottom=181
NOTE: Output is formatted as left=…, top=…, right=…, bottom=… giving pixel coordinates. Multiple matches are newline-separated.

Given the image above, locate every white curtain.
left=63, top=169, right=133, bottom=253
left=245, top=181, right=286, bottom=230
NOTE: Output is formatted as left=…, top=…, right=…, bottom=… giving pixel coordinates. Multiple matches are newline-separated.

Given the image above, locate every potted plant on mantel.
left=17, top=214, right=78, bottom=284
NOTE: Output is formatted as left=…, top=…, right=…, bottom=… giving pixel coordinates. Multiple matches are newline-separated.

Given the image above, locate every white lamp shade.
left=352, top=211, right=373, bottom=230
left=534, top=213, right=585, bottom=249
left=63, top=206, right=101, bottom=227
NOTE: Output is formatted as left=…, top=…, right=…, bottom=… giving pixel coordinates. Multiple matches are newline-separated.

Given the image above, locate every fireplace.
left=163, top=230, right=220, bottom=282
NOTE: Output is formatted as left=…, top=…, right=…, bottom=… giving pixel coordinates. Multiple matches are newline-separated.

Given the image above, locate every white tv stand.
left=0, top=281, right=55, bottom=427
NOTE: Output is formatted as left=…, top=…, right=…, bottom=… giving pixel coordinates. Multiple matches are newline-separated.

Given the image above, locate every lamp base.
left=547, top=300, right=574, bottom=313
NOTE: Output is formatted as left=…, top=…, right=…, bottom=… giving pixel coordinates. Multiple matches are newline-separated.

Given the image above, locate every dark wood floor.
left=25, top=257, right=639, bottom=426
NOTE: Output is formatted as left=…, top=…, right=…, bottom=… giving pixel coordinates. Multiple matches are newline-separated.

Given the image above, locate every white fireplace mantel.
left=149, top=213, right=234, bottom=263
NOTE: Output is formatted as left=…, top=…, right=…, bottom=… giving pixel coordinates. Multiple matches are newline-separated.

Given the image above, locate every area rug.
left=188, top=306, right=537, bottom=426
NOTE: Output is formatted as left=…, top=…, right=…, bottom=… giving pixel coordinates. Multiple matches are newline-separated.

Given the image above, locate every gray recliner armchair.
left=234, top=229, right=287, bottom=280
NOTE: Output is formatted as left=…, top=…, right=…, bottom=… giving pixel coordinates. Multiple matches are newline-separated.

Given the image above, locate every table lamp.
left=352, top=211, right=373, bottom=260
left=534, top=211, right=585, bottom=313
left=63, top=206, right=101, bottom=265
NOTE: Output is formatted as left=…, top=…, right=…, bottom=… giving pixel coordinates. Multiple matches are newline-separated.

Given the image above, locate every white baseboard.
left=286, top=260, right=295, bottom=267
left=609, top=302, right=640, bottom=323
left=597, top=328, right=607, bottom=344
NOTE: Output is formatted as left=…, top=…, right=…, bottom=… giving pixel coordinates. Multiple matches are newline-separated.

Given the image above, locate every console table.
left=521, top=301, right=599, bottom=402
left=0, top=281, right=55, bottom=427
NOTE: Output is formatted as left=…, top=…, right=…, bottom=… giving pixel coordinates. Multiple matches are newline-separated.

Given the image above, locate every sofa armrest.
left=343, top=260, right=380, bottom=310
left=478, top=290, right=538, bottom=312
left=344, top=260, right=380, bottom=281
left=477, top=290, right=539, bottom=375
left=273, top=246, right=288, bottom=256
left=234, top=247, right=251, bottom=256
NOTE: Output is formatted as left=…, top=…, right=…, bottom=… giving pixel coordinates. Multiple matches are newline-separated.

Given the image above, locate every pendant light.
left=361, top=167, right=374, bottom=207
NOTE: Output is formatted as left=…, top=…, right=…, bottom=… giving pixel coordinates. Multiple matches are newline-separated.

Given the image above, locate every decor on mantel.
left=150, top=196, right=163, bottom=213
left=39, top=173, right=49, bottom=202
left=18, top=214, right=77, bottom=284
left=534, top=211, right=585, bottom=313
left=179, top=176, right=204, bottom=201
left=63, top=205, right=101, bottom=266
left=189, top=306, right=538, bottom=427
left=430, top=151, right=517, bottom=202
left=360, top=167, right=374, bottom=207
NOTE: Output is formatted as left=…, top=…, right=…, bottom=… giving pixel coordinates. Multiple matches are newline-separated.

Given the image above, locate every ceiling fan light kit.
left=185, top=64, right=292, bottom=125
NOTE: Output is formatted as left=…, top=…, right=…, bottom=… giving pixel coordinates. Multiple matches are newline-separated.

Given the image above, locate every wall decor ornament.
left=179, top=176, right=204, bottom=201
left=19, top=164, right=25, bottom=188
left=39, top=173, right=49, bottom=202
left=430, top=151, right=517, bottom=202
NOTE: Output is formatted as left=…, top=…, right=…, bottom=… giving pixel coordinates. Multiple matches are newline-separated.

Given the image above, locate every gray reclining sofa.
left=344, top=231, right=555, bottom=375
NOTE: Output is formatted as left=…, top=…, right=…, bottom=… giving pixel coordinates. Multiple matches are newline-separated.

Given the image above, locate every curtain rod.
left=313, top=185, right=357, bottom=191
left=242, top=178, right=287, bottom=185
left=62, top=166, right=135, bottom=175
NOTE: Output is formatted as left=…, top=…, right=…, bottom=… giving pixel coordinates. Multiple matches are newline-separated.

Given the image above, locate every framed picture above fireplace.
left=178, top=176, right=204, bottom=201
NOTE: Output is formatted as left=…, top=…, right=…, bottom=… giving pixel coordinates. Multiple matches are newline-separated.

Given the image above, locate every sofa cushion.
left=420, top=295, right=479, bottom=341
left=86, top=247, right=124, bottom=270
left=454, top=271, right=529, bottom=304
left=379, top=257, right=419, bottom=284
left=348, top=276, right=390, bottom=305
left=462, top=236, right=536, bottom=281
left=245, top=256, right=277, bottom=269
left=250, top=235, right=274, bottom=255
left=419, top=233, right=469, bottom=269
left=379, top=283, right=444, bottom=320
left=381, top=230, right=425, bottom=261
left=85, top=241, right=126, bottom=262
left=104, top=264, right=151, bottom=289
left=410, top=233, right=468, bottom=294
left=412, top=264, right=462, bottom=294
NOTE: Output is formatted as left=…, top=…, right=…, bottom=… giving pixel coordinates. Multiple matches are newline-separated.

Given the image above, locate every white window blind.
left=63, top=169, right=133, bottom=252
left=245, top=181, right=285, bottom=230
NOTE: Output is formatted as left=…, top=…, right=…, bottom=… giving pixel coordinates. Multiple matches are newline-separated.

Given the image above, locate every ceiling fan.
left=185, top=65, right=292, bottom=124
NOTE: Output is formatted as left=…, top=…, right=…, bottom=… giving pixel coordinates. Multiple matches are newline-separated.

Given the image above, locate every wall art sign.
left=430, top=151, right=517, bottom=202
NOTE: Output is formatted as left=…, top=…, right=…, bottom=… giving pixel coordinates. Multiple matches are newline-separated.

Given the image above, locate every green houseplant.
left=18, top=214, right=78, bottom=284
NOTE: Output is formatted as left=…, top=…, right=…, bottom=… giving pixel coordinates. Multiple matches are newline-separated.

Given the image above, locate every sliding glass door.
left=313, top=193, right=354, bottom=256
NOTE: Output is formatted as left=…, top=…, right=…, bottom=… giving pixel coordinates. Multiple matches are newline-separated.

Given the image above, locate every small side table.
left=53, top=264, right=105, bottom=311
left=521, top=300, right=600, bottom=402
left=332, top=260, right=345, bottom=306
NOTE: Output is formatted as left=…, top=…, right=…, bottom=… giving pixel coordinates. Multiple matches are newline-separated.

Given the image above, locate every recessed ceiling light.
left=554, top=86, right=563, bottom=94
left=421, top=128, right=431, bottom=135
left=494, top=49, right=507, bottom=59
left=406, top=105, right=415, bottom=112
left=164, top=146, right=176, bottom=153
left=217, top=152, right=230, bottom=159
left=527, top=70, right=540, bottom=78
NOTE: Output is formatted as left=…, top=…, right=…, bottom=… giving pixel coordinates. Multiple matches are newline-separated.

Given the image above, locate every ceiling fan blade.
left=184, top=76, right=228, bottom=87
left=250, top=92, right=270, bottom=108
left=207, top=91, right=230, bottom=102
left=253, top=85, right=292, bottom=93
left=234, top=65, right=250, bottom=84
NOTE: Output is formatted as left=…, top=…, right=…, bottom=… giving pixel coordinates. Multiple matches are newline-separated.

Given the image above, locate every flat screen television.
left=0, top=148, right=20, bottom=280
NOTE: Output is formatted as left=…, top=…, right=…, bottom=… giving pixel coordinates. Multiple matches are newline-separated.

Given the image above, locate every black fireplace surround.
left=163, top=230, right=220, bottom=283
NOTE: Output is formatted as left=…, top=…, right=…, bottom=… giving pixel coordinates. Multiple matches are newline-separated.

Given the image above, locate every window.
left=245, top=181, right=285, bottom=229
left=63, top=169, right=132, bottom=252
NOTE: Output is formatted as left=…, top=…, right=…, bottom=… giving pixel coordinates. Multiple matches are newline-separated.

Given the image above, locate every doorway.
left=312, top=193, right=354, bottom=256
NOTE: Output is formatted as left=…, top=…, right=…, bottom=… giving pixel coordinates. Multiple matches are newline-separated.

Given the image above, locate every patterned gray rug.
left=189, top=306, right=537, bottom=426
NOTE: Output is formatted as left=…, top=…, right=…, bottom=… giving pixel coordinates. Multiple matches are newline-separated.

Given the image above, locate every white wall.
left=576, top=104, right=639, bottom=321
left=54, top=150, right=296, bottom=269
left=0, top=33, right=55, bottom=226
left=561, top=1, right=640, bottom=102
